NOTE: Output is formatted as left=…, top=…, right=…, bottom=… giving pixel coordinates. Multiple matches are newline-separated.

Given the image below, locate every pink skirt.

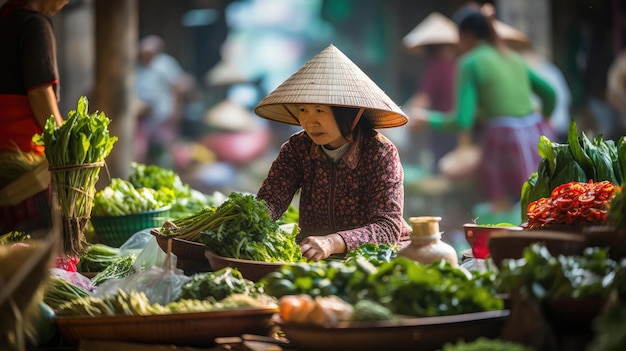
left=478, top=113, right=555, bottom=202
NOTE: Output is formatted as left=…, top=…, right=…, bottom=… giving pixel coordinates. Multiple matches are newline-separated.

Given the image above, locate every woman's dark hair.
left=453, top=4, right=505, bottom=50
left=331, top=106, right=375, bottom=140
left=457, top=12, right=496, bottom=44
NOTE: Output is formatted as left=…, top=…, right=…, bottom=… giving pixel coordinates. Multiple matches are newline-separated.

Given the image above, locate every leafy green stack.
left=33, top=96, right=117, bottom=256
left=521, top=121, right=626, bottom=220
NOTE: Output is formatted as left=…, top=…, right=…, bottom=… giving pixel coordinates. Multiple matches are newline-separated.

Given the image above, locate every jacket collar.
left=310, top=133, right=362, bottom=170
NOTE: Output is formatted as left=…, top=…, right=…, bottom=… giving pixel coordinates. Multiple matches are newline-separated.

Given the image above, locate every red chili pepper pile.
left=525, top=180, right=619, bottom=229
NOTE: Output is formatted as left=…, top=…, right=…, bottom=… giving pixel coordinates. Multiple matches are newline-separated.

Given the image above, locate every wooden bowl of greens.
left=151, top=229, right=205, bottom=260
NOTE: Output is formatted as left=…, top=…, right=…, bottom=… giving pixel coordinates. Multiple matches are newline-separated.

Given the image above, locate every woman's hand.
left=299, top=234, right=346, bottom=261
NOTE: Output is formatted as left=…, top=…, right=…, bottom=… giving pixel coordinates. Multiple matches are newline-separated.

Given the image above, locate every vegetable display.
left=524, top=180, right=618, bottom=229
left=521, top=121, right=625, bottom=220
left=496, top=243, right=619, bottom=300
left=55, top=289, right=276, bottom=317
left=128, top=162, right=218, bottom=218
left=92, top=178, right=174, bottom=216
left=179, top=268, right=263, bottom=301
left=261, top=257, right=503, bottom=318
left=33, top=96, right=117, bottom=256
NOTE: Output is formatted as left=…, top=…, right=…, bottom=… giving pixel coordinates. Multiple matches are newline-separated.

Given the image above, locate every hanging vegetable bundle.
left=33, top=96, right=117, bottom=256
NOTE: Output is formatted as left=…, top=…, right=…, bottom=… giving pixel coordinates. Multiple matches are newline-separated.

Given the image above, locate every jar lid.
left=409, top=216, right=442, bottom=237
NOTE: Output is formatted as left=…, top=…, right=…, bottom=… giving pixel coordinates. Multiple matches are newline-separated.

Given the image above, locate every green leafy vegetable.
left=32, top=96, right=117, bottom=256
left=198, top=192, right=304, bottom=263
left=92, top=178, right=174, bottom=216
left=179, top=268, right=263, bottom=301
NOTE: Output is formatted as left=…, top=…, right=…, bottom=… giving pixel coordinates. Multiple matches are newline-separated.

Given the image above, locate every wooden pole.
left=93, top=0, right=138, bottom=183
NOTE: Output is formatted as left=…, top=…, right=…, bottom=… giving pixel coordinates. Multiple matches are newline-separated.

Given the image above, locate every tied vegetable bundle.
left=33, top=96, right=117, bottom=256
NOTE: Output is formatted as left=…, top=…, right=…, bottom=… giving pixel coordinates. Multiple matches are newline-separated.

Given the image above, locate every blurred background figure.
left=520, top=48, right=573, bottom=143
left=403, top=12, right=459, bottom=171
left=606, top=50, right=626, bottom=136
left=410, top=3, right=557, bottom=225
left=134, top=34, right=189, bottom=168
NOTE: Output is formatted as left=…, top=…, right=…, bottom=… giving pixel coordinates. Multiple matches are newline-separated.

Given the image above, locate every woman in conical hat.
left=254, top=44, right=412, bottom=261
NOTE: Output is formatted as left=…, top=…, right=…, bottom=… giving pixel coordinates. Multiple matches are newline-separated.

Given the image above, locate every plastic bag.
left=119, top=228, right=154, bottom=257
left=132, top=235, right=169, bottom=272
left=50, top=267, right=95, bottom=291
left=93, top=248, right=190, bottom=306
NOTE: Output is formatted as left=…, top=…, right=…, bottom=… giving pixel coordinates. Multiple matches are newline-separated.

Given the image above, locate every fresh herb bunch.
left=33, top=96, right=117, bottom=256
left=90, top=254, right=136, bottom=286
left=199, top=192, right=304, bottom=263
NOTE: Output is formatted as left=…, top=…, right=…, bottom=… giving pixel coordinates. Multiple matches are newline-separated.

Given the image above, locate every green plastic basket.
left=91, top=206, right=171, bottom=247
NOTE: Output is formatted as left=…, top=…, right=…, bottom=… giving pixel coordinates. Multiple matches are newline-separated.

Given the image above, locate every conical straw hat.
left=204, top=98, right=255, bottom=131
left=402, top=12, right=459, bottom=55
left=493, top=20, right=532, bottom=50
left=254, top=44, right=408, bottom=129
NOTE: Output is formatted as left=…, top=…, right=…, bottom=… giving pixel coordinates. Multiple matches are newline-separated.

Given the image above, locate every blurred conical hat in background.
left=254, top=44, right=408, bottom=129
left=493, top=19, right=532, bottom=50
left=205, top=98, right=255, bottom=131
left=402, top=12, right=459, bottom=55
left=205, top=60, right=249, bottom=87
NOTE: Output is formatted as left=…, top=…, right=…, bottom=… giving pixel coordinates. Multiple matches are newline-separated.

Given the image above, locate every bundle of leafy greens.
left=521, top=121, right=625, bottom=220
left=33, top=96, right=117, bottom=256
left=199, top=192, right=304, bottom=263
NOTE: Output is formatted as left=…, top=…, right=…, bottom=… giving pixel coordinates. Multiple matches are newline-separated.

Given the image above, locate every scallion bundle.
left=33, top=96, right=117, bottom=256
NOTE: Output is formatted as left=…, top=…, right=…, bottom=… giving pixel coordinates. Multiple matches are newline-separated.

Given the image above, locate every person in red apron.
left=0, top=0, right=68, bottom=233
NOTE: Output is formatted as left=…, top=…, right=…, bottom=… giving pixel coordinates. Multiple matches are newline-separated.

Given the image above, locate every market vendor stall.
left=2, top=95, right=625, bottom=351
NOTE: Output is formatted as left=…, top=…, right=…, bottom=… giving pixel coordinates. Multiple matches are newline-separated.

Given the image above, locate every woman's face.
left=297, top=104, right=348, bottom=149
left=458, top=31, right=478, bottom=55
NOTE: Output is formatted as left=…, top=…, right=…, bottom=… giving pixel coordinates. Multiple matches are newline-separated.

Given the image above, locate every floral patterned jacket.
left=257, top=129, right=412, bottom=253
